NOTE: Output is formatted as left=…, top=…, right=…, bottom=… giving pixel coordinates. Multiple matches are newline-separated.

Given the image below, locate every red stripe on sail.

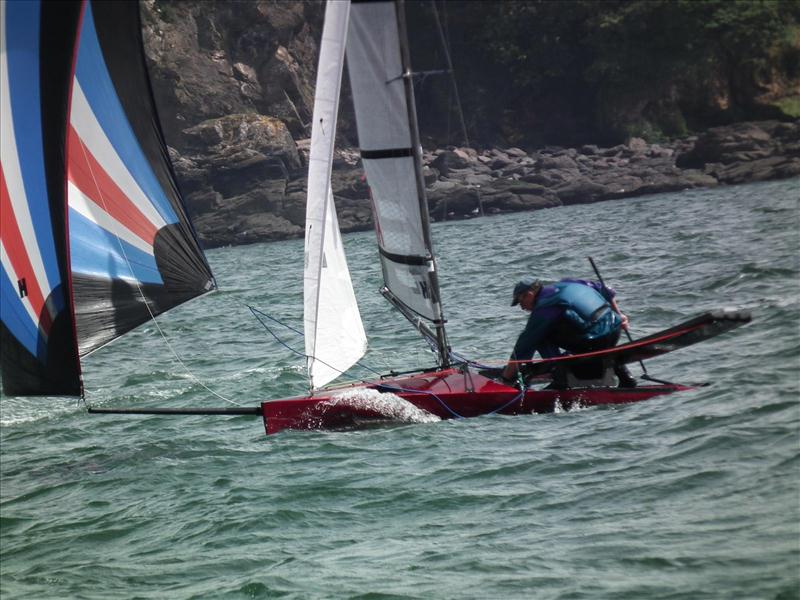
left=0, top=166, right=54, bottom=336
left=67, top=125, right=158, bottom=245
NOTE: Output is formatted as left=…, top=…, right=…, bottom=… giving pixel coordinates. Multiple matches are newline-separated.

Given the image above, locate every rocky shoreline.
left=171, top=118, right=800, bottom=249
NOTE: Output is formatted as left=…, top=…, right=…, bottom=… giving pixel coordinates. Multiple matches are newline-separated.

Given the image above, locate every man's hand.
left=611, top=298, right=629, bottom=330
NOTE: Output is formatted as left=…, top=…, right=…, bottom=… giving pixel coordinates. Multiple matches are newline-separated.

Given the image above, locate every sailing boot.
left=614, top=364, right=637, bottom=388
left=544, top=366, right=568, bottom=390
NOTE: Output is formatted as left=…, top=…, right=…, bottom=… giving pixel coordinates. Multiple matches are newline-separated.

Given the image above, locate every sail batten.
left=360, top=148, right=414, bottom=159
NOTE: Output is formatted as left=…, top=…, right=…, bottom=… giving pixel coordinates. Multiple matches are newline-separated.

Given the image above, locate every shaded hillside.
left=140, top=0, right=800, bottom=247
left=407, top=0, right=800, bottom=147
left=144, top=0, right=800, bottom=151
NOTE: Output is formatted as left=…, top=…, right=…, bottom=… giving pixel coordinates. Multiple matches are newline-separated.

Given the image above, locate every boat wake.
left=323, top=388, right=441, bottom=424
left=553, top=397, right=588, bottom=414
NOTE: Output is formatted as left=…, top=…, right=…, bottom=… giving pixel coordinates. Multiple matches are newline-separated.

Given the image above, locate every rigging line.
left=431, top=0, right=483, bottom=216
left=432, top=1, right=469, bottom=147
left=76, top=139, right=242, bottom=407
left=486, top=386, right=527, bottom=415
left=247, top=305, right=304, bottom=337
left=247, top=305, right=384, bottom=380
left=448, top=349, right=492, bottom=369
left=247, top=305, right=306, bottom=359
left=377, top=381, right=526, bottom=419
left=376, top=383, right=466, bottom=418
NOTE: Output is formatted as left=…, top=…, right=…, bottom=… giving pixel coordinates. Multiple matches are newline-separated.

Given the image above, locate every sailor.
left=500, top=277, right=637, bottom=387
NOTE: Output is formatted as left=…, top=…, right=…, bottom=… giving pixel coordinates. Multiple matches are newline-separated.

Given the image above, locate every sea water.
left=1, top=179, right=798, bottom=599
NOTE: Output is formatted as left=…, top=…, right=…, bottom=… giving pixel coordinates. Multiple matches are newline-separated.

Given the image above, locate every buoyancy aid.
left=536, top=282, right=621, bottom=341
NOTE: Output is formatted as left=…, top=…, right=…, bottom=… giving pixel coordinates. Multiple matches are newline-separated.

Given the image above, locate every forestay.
left=304, top=0, right=367, bottom=389
left=346, top=0, right=449, bottom=361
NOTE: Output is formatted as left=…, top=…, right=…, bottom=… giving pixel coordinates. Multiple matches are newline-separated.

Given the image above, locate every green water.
left=2, top=179, right=799, bottom=599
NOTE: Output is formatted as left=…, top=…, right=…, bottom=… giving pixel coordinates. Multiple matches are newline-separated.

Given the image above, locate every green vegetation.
left=774, top=96, right=800, bottom=117
left=410, top=0, right=800, bottom=147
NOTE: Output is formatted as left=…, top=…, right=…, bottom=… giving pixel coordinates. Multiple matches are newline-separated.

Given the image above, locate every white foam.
left=323, top=388, right=441, bottom=424
left=553, top=395, right=587, bottom=414
left=0, top=398, right=78, bottom=427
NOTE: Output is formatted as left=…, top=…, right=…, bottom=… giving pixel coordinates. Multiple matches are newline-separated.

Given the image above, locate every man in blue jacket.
left=500, top=277, right=636, bottom=387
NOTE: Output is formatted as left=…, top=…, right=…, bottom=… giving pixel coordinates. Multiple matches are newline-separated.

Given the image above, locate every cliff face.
left=139, top=1, right=800, bottom=248
left=141, top=0, right=326, bottom=245
left=142, top=0, right=322, bottom=143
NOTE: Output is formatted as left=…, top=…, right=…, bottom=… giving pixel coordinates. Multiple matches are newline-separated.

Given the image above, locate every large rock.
left=430, top=149, right=473, bottom=176
left=676, top=120, right=800, bottom=184
left=705, top=156, right=800, bottom=184
left=182, top=113, right=300, bottom=167
left=676, top=121, right=793, bottom=167
left=554, top=179, right=610, bottom=205
left=174, top=118, right=797, bottom=247
left=180, top=113, right=299, bottom=198
left=194, top=211, right=303, bottom=248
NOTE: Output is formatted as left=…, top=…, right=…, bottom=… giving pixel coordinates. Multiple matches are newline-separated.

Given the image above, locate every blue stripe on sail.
left=1, top=267, right=40, bottom=358
left=69, top=209, right=164, bottom=285
left=74, top=2, right=178, bottom=225
left=4, top=0, right=61, bottom=292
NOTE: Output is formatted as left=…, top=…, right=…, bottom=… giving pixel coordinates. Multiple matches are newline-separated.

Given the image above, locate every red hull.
left=260, top=368, right=693, bottom=435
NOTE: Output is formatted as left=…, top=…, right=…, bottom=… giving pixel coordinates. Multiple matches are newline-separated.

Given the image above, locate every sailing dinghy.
left=1, top=0, right=750, bottom=435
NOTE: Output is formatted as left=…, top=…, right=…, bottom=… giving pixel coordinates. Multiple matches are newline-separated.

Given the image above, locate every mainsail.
left=304, top=0, right=367, bottom=389
left=1, top=0, right=215, bottom=396
left=346, top=0, right=450, bottom=364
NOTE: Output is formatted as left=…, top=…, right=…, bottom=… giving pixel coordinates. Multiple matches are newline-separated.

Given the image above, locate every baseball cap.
left=511, top=278, right=542, bottom=306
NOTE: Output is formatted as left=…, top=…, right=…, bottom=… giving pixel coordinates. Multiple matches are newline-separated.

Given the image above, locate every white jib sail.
left=304, top=0, right=367, bottom=390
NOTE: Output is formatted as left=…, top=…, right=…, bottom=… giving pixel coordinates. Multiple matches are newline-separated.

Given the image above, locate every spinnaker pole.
left=89, top=407, right=260, bottom=416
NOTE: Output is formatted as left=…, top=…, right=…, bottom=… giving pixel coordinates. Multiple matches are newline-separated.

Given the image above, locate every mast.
left=394, top=0, right=450, bottom=368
